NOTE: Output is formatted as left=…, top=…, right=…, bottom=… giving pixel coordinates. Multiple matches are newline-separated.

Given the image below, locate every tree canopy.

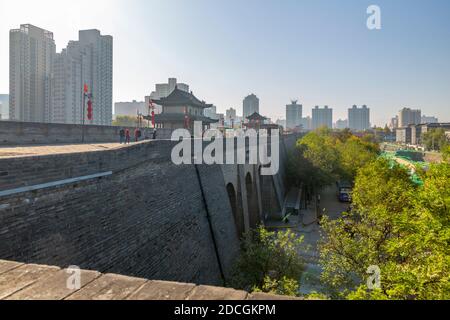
left=319, top=159, right=450, bottom=300
left=287, top=128, right=380, bottom=192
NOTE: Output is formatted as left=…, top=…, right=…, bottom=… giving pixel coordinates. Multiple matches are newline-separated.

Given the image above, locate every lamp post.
left=81, top=83, right=93, bottom=143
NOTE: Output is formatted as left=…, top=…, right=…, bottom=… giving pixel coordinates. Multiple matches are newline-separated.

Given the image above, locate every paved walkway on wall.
left=0, top=141, right=149, bottom=159
left=0, top=260, right=300, bottom=300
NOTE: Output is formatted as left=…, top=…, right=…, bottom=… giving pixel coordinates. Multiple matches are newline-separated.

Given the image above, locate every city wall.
left=0, top=121, right=173, bottom=145
left=0, top=134, right=302, bottom=286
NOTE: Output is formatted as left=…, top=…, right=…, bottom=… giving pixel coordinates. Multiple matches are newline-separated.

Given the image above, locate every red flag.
left=151, top=111, right=155, bottom=127
left=84, top=83, right=89, bottom=93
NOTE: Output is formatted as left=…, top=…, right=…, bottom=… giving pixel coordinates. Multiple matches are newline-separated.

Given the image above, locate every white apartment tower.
left=312, top=106, right=333, bottom=129
left=9, top=24, right=56, bottom=122
left=348, top=105, right=370, bottom=131
left=52, top=30, right=113, bottom=125
left=286, top=100, right=303, bottom=129
left=145, top=78, right=189, bottom=115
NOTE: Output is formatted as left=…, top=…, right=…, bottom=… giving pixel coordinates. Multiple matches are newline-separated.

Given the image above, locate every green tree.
left=112, top=115, right=138, bottom=127
left=288, top=128, right=379, bottom=191
left=336, top=136, right=379, bottom=181
left=422, top=128, right=448, bottom=151
left=319, top=159, right=450, bottom=300
left=230, top=227, right=305, bottom=297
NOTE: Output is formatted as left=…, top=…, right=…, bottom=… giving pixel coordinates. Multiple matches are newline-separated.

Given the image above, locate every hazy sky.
left=1, top=0, right=449, bottom=125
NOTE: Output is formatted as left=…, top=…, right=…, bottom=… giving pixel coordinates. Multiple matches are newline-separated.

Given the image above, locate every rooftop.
left=153, top=87, right=213, bottom=109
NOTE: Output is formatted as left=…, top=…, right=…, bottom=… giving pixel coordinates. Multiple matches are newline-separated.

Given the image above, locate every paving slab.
left=0, top=260, right=24, bottom=275
left=127, top=280, right=196, bottom=300
left=0, top=264, right=60, bottom=299
left=65, top=273, right=147, bottom=300
left=187, top=285, right=248, bottom=300
left=6, top=268, right=101, bottom=300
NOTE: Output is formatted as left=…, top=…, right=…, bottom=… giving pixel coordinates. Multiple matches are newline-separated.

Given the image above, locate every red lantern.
left=84, top=83, right=89, bottom=93
left=87, top=99, right=93, bottom=121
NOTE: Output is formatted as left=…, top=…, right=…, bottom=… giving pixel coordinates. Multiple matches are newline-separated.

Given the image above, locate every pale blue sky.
left=1, top=0, right=449, bottom=125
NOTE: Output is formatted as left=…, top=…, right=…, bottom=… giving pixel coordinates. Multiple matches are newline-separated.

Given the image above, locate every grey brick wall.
left=0, top=141, right=239, bottom=286
left=0, top=121, right=174, bottom=145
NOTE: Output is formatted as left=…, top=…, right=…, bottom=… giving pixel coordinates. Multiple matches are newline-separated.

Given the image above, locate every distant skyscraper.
left=399, top=108, right=421, bottom=127
left=146, top=78, right=189, bottom=114
left=421, top=115, right=438, bottom=124
left=335, top=119, right=349, bottom=130
left=312, top=106, right=333, bottom=129
left=243, top=94, right=259, bottom=119
left=9, top=24, right=56, bottom=122
left=226, top=108, right=237, bottom=125
left=348, top=105, right=370, bottom=131
left=300, top=117, right=312, bottom=131
left=51, top=29, right=113, bottom=125
left=0, top=94, right=9, bottom=120
left=286, top=101, right=303, bottom=129
left=390, top=116, right=399, bottom=129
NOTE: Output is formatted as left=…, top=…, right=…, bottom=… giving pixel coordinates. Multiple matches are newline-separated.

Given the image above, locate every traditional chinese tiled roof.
left=151, top=113, right=218, bottom=124
left=152, top=87, right=213, bottom=109
left=246, top=112, right=268, bottom=121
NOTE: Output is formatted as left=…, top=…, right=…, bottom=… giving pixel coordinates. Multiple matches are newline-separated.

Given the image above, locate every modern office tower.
left=286, top=100, right=303, bottom=129
left=348, top=105, right=371, bottom=131
left=9, top=24, right=56, bottom=122
left=398, top=108, right=421, bottom=127
left=421, top=115, right=439, bottom=124
left=114, top=100, right=147, bottom=118
left=51, top=29, right=113, bottom=125
left=390, top=116, right=399, bottom=129
left=243, top=94, right=260, bottom=119
left=0, top=94, right=8, bottom=120
left=226, top=108, right=237, bottom=125
left=335, top=119, right=349, bottom=130
left=312, top=106, right=333, bottom=129
left=146, top=78, right=189, bottom=115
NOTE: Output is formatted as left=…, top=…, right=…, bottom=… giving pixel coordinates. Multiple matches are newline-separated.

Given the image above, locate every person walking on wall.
left=134, top=128, right=141, bottom=142
left=125, top=128, right=131, bottom=144
left=119, top=128, right=125, bottom=144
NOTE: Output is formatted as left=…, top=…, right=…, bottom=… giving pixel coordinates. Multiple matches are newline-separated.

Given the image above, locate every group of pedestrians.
left=119, top=128, right=157, bottom=144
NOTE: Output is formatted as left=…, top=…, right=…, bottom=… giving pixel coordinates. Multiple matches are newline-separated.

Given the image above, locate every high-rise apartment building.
left=9, top=24, right=56, bottom=122
left=146, top=78, right=189, bottom=115
left=0, top=94, right=9, bottom=120
left=399, top=108, right=421, bottom=127
left=312, top=106, right=333, bottom=129
left=243, top=94, right=259, bottom=119
left=286, top=101, right=302, bottom=129
left=52, top=29, right=113, bottom=125
left=348, top=105, right=370, bottom=131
